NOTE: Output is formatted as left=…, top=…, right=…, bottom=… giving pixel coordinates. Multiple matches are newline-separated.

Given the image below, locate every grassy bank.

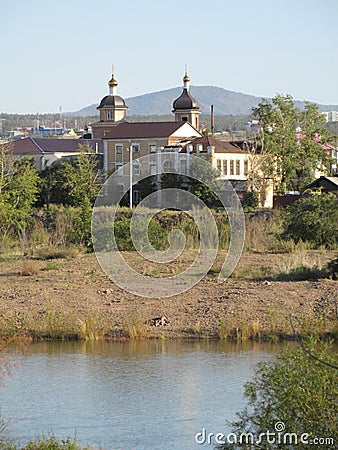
left=1, top=302, right=335, bottom=343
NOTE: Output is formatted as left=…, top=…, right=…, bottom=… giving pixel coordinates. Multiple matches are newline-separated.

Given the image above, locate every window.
left=132, top=143, right=140, bottom=153
left=217, top=159, right=222, bottom=173
left=115, top=144, right=123, bottom=154
left=149, top=143, right=157, bottom=153
left=229, top=160, right=234, bottom=175
left=115, top=163, right=123, bottom=175
left=133, top=162, right=141, bottom=177
left=149, top=163, right=157, bottom=175
left=181, top=116, right=188, bottom=122
left=236, top=160, right=241, bottom=175
left=223, top=160, right=227, bottom=175
left=106, top=111, right=112, bottom=120
left=244, top=160, right=249, bottom=175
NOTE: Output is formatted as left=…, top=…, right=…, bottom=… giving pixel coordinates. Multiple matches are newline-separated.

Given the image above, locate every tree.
left=137, top=175, right=157, bottom=203
left=57, top=143, right=102, bottom=207
left=187, top=154, right=223, bottom=207
left=39, top=144, right=103, bottom=247
left=0, top=142, right=40, bottom=238
left=252, top=95, right=330, bottom=193
left=59, top=144, right=102, bottom=247
left=219, top=336, right=338, bottom=450
left=39, top=163, right=68, bottom=206
left=40, top=144, right=102, bottom=208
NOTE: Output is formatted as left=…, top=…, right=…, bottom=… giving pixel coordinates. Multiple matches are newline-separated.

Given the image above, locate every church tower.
left=92, top=68, right=128, bottom=138
left=172, top=71, right=200, bottom=130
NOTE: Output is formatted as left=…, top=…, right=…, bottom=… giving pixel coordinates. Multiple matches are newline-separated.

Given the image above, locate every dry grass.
left=21, top=260, right=39, bottom=276
left=77, top=312, right=109, bottom=340
left=218, top=300, right=338, bottom=342
left=35, top=245, right=80, bottom=260
left=275, top=251, right=322, bottom=275
left=122, top=312, right=149, bottom=339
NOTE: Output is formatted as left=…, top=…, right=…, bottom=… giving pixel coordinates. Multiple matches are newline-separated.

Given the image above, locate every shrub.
left=218, top=336, right=338, bottom=449
left=95, top=214, right=169, bottom=252
left=2, top=434, right=81, bottom=449
left=282, top=193, right=338, bottom=249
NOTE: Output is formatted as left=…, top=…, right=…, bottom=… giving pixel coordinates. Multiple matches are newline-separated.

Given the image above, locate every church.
left=91, top=69, right=273, bottom=207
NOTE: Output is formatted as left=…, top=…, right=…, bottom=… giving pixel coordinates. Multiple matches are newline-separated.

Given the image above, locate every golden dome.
left=183, top=73, right=190, bottom=83
left=108, top=74, right=118, bottom=88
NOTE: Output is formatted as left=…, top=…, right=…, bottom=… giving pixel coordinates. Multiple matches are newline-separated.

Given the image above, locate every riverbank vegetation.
left=218, top=335, right=338, bottom=450
left=1, top=193, right=338, bottom=255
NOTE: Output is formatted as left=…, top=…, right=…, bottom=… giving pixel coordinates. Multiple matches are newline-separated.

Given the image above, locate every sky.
left=1, top=0, right=338, bottom=114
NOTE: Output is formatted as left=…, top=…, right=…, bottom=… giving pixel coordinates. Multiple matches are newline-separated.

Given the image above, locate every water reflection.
left=24, top=338, right=283, bottom=357
left=1, top=340, right=285, bottom=450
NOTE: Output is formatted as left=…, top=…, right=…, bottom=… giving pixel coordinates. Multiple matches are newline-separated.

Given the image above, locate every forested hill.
left=72, top=85, right=338, bottom=117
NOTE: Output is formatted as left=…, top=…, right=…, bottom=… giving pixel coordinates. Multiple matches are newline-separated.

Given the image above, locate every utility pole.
left=211, top=104, right=215, bottom=137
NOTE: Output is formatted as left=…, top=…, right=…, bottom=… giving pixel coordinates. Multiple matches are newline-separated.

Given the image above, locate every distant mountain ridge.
left=70, top=86, right=338, bottom=117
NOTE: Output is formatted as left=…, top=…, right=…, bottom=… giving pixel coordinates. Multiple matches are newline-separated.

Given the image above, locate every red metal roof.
left=102, top=121, right=191, bottom=139
left=9, top=137, right=39, bottom=154
left=9, top=137, right=103, bottom=154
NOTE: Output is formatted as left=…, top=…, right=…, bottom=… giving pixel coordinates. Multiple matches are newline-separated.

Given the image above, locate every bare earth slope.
left=0, top=252, right=337, bottom=339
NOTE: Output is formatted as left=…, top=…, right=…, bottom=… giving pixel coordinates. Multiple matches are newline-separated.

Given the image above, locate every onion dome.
left=108, top=73, right=118, bottom=90
left=97, top=94, right=127, bottom=109
left=183, top=73, right=190, bottom=84
left=173, top=72, right=199, bottom=111
left=97, top=69, right=127, bottom=111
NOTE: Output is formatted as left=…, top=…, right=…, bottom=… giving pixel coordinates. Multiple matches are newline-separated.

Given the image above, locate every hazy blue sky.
left=1, top=0, right=337, bottom=113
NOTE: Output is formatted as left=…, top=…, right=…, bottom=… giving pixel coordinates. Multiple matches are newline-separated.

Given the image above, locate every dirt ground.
left=0, top=250, right=337, bottom=339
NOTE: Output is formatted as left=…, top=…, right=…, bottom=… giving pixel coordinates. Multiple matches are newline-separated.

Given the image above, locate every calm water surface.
left=0, top=340, right=283, bottom=449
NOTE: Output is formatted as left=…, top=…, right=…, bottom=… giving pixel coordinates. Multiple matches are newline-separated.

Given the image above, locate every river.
left=0, top=339, right=284, bottom=449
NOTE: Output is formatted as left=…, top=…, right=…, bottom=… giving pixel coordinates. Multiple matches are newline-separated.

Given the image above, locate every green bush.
left=0, top=434, right=81, bottom=449
left=93, top=209, right=231, bottom=252
left=282, top=193, right=338, bottom=249
left=94, top=215, right=169, bottom=252
left=218, top=336, right=338, bottom=449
